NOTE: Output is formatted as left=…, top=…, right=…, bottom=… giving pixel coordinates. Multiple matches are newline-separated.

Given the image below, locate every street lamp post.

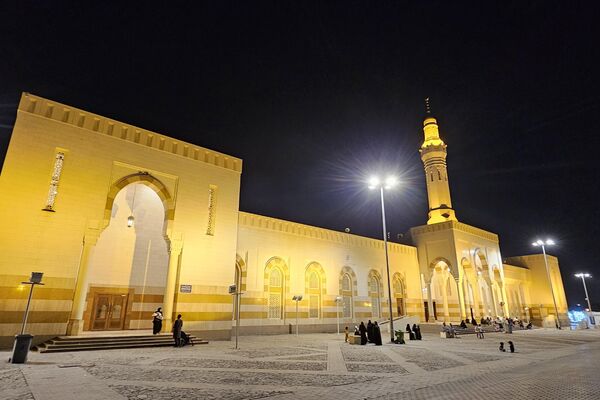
left=292, top=295, right=303, bottom=336
left=574, top=273, right=592, bottom=312
left=532, top=239, right=561, bottom=329
left=369, top=175, right=397, bottom=343
left=335, top=296, right=342, bottom=334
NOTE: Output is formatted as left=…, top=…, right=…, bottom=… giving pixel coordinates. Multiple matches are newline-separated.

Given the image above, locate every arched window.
left=341, top=273, right=353, bottom=318
left=369, top=275, right=381, bottom=318
left=305, top=262, right=325, bottom=318
left=393, top=275, right=405, bottom=317
left=268, top=268, right=283, bottom=319
left=308, top=271, right=320, bottom=318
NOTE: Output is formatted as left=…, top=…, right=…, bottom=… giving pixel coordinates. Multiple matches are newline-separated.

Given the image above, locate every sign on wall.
left=180, top=284, right=192, bottom=293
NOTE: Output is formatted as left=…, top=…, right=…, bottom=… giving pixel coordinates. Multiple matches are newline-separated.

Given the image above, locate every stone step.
left=34, top=334, right=208, bottom=353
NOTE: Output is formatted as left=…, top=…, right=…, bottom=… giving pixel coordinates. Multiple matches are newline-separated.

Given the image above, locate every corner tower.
left=420, top=98, right=457, bottom=224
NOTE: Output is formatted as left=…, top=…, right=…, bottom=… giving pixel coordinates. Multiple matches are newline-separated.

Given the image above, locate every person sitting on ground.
left=449, top=323, right=457, bottom=337
left=460, top=320, right=467, bottom=329
left=354, top=325, right=360, bottom=335
left=508, top=341, right=515, bottom=353
left=499, top=342, right=506, bottom=352
left=526, top=322, right=533, bottom=330
left=519, top=320, right=524, bottom=329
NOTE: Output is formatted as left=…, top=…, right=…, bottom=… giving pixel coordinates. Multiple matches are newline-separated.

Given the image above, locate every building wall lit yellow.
left=0, top=93, right=570, bottom=346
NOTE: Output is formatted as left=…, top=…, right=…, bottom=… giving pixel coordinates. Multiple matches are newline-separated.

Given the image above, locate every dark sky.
left=1, top=1, right=599, bottom=308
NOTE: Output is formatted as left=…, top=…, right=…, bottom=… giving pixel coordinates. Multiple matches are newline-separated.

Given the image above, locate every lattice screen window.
left=370, top=276, right=381, bottom=318
left=206, top=185, right=218, bottom=235
left=343, top=295, right=352, bottom=318
left=342, top=274, right=351, bottom=291
left=268, top=268, right=283, bottom=319
left=270, top=269, right=282, bottom=287
left=268, top=293, right=281, bottom=319
left=371, top=296, right=380, bottom=318
left=309, top=272, right=319, bottom=289
left=43, top=151, right=65, bottom=211
left=309, top=295, right=319, bottom=318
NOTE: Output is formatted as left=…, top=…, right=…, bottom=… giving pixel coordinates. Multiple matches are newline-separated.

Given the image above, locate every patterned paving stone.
left=447, top=352, right=501, bottom=362
left=393, top=347, right=464, bottom=371
left=156, top=358, right=327, bottom=371
left=229, top=347, right=324, bottom=359
left=86, top=365, right=381, bottom=387
left=110, top=384, right=292, bottom=400
left=345, top=363, right=409, bottom=374
left=0, top=368, right=34, bottom=400
left=342, top=346, right=393, bottom=362
left=278, top=353, right=328, bottom=361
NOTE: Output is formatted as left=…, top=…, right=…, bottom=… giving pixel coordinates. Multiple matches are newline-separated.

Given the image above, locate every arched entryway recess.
left=67, top=172, right=182, bottom=336
left=428, top=259, right=459, bottom=322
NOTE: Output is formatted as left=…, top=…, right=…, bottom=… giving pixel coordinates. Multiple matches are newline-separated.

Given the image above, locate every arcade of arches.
left=0, top=94, right=569, bottom=343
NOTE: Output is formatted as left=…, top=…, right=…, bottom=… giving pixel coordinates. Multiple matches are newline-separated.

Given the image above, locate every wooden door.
left=396, top=298, right=404, bottom=317
left=91, top=294, right=128, bottom=330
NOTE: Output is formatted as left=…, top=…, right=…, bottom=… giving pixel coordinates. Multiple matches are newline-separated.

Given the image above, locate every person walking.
left=359, top=321, right=368, bottom=345
left=344, top=326, right=349, bottom=343
left=367, top=320, right=374, bottom=343
left=152, top=307, right=163, bottom=335
left=172, top=314, right=183, bottom=347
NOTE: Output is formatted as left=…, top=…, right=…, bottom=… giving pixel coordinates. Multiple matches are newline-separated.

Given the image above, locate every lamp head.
left=368, top=176, right=380, bottom=190
left=384, top=176, right=398, bottom=190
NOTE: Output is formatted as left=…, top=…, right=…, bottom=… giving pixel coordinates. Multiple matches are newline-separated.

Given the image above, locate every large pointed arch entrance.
left=67, top=172, right=181, bottom=335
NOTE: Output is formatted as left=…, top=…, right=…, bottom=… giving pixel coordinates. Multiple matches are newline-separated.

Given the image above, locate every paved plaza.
left=1, top=328, right=600, bottom=400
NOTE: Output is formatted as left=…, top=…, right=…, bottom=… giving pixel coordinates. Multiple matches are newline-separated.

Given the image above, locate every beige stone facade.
left=0, top=93, right=569, bottom=345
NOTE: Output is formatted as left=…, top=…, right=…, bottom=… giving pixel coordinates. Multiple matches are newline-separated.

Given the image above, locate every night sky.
left=1, top=2, right=599, bottom=308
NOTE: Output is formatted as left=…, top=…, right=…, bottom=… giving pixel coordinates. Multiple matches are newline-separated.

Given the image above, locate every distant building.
left=0, top=94, right=568, bottom=344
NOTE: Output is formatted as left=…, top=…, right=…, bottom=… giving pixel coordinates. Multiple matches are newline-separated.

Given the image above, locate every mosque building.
left=0, top=93, right=569, bottom=345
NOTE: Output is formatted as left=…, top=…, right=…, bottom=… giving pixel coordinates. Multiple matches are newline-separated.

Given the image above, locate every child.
left=499, top=342, right=506, bottom=352
left=508, top=341, right=515, bottom=353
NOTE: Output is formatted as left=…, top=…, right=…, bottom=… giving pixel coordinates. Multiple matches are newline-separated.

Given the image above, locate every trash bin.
left=11, top=334, right=33, bottom=364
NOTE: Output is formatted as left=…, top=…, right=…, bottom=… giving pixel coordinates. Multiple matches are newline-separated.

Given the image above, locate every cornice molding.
left=410, top=220, right=499, bottom=243
left=239, top=211, right=417, bottom=255
left=17, top=93, right=243, bottom=173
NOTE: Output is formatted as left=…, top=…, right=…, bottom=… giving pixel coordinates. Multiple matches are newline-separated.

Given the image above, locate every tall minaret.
left=420, top=98, right=457, bottom=224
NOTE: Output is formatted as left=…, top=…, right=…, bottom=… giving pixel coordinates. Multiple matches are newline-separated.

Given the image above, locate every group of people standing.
left=152, top=307, right=189, bottom=347
left=353, top=320, right=383, bottom=345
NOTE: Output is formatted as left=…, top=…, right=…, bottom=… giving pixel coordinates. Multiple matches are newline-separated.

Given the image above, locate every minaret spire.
left=419, top=100, right=457, bottom=224
left=425, top=97, right=432, bottom=115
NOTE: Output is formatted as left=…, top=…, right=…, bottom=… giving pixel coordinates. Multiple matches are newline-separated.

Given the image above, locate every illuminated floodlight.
left=384, top=176, right=398, bottom=189
left=368, top=176, right=380, bottom=189
left=575, top=273, right=591, bottom=278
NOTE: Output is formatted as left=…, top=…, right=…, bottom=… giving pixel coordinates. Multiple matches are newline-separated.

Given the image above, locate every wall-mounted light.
left=127, top=185, right=137, bottom=228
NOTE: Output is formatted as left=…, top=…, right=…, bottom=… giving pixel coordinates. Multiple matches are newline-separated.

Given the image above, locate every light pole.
left=335, top=296, right=342, bottom=334
left=532, top=239, right=561, bottom=329
left=292, top=295, right=303, bottom=336
left=369, top=175, right=397, bottom=343
left=574, top=273, right=592, bottom=312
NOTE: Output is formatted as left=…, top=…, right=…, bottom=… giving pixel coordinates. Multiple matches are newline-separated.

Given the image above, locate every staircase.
left=33, top=333, right=208, bottom=353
